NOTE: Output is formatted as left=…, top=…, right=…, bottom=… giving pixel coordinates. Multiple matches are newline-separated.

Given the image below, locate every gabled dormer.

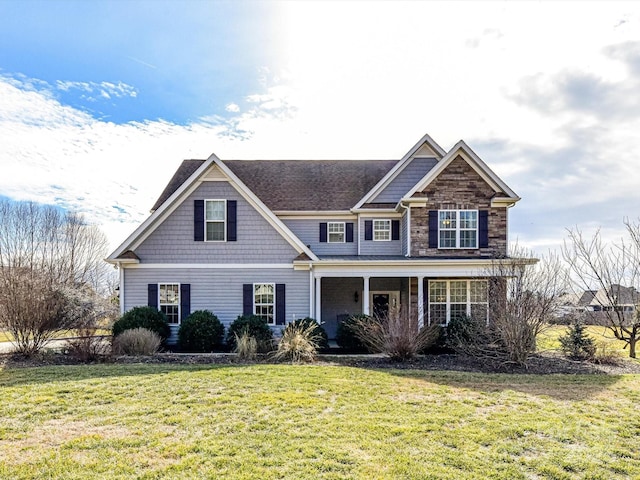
left=401, top=140, right=520, bottom=257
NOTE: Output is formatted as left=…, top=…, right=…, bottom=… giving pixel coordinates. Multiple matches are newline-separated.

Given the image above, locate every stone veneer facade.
left=410, top=155, right=508, bottom=257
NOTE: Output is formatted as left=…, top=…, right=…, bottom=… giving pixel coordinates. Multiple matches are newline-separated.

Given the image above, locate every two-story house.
left=107, top=133, right=521, bottom=342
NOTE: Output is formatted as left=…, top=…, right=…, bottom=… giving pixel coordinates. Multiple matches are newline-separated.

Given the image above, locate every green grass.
left=1, top=364, right=639, bottom=479
left=538, top=325, right=628, bottom=353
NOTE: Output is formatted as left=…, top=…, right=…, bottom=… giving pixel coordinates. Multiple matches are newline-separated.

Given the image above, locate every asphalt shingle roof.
left=152, top=159, right=399, bottom=212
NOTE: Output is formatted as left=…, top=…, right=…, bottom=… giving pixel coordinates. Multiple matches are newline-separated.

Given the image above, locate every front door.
left=370, top=291, right=399, bottom=318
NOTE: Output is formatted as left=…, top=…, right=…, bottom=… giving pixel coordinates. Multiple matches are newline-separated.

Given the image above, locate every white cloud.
left=2, top=1, right=640, bottom=257
left=225, top=103, right=240, bottom=113
left=55, top=79, right=138, bottom=100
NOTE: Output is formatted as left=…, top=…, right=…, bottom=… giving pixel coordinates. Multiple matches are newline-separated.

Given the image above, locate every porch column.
left=417, top=276, right=425, bottom=328
left=363, top=276, right=370, bottom=316
left=315, top=276, right=322, bottom=322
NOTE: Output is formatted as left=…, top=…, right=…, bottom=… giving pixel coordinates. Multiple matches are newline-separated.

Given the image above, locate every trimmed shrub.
left=112, top=306, right=170, bottom=343
left=178, top=310, right=224, bottom=352
left=288, top=318, right=329, bottom=350
left=336, top=314, right=368, bottom=351
left=112, top=328, right=161, bottom=356
left=226, top=315, right=274, bottom=353
left=559, top=322, right=596, bottom=361
left=273, top=322, right=321, bottom=363
left=234, top=332, right=258, bottom=360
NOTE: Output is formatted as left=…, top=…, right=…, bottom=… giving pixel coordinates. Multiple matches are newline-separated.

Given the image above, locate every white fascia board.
left=491, top=197, right=521, bottom=207
left=105, top=258, right=139, bottom=266
left=276, top=211, right=357, bottom=220
left=353, top=133, right=445, bottom=210
left=403, top=140, right=520, bottom=201
left=107, top=154, right=218, bottom=260
left=214, top=159, right=319, bottom=261
left=311, top=257, right=537, bottom=277
left=354, top=211, right=403, bottom=218
left=124, top=263, right=295, bottom=269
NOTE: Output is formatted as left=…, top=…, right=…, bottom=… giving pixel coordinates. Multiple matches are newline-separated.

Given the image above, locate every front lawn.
left=537, top=325, right=629, bottom=354
left=1, top=363, right=638, bottom=479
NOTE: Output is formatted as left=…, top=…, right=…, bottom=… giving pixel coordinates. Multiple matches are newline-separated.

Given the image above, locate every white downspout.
left=309, top=267, right=314, bottom=318
left=119, top=264, right=125, bottom=315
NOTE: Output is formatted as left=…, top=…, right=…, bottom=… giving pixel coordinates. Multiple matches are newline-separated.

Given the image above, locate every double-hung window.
left=373, top=219, right=391, bottom=241
left=439, top=210, right=478, bottom=248
left=159, top=283, right=180, bottom=324
left=254, top=283, right=275, bottom=325
left=205, top=199, right=226, bottom=241
left=328, top=222, right=345, bottom=243
left=428, top=279, right=488, bottom=325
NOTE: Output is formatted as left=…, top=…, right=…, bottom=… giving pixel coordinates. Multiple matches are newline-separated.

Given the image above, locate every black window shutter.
left=276, top=284, right=286, bottom=325
left=392, top=220, right=400, bottom=241
left=243, top=284, right=253, bottom=316
left=227, top=200, right=237, bottom=242
left=194, top=200, right=204, bottom=241
left=428, top=211, right=438, bottom=248
left=479, top=210, right=489, bottom=248
left=319, top=222, right=327, bottom=243
left=148, top=284, right=158, bottom=309
left=180, top=284, right=191, bottom=321
left=346, top=222, right=354, bottom=243
left=364, top=220, right=373, bottom=241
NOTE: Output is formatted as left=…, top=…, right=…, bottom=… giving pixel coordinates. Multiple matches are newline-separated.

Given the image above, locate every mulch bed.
left=2, top=350, right=640, bottom=375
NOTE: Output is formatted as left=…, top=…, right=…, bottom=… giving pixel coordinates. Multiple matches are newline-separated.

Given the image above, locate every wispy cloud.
left=56, top=80, right=138, bottom=101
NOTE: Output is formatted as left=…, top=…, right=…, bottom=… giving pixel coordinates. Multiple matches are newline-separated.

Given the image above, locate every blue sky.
left=1, top=1, right=640, bottom=253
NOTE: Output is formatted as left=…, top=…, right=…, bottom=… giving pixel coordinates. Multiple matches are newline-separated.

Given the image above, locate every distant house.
left=107, top=133, right=522, bottom=342
left=580, top=285, right=638, bottom=313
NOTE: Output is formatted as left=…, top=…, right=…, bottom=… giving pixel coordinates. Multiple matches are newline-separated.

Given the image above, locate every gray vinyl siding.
left=123, top=266, right=310, bottom=341
left=359, top=217, right=403, bottom=255
left=135, top=182, right=299, bottom=263
left=282, top=218, right=357, bottom=256
left=371, top=157, right=438, bottom=204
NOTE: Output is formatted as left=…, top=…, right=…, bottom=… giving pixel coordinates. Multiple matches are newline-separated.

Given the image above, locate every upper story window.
left=159, top=283, right=180, bottom=324
left=373, top=219, right=391, bottom=241
left=328, top=222, right=345, bottom=243
left=205, top=199, right=226, bottom=241
left=439, top=210, right=477, bottom=249
left=254, top=283, right=275, bottom=325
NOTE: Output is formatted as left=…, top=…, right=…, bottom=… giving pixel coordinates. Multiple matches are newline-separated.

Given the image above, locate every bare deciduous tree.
left=563, top=222, right=640, bottom=358
left=448, top=248, right=566, bottom=367
left=0, top=199, right=115, bottom=355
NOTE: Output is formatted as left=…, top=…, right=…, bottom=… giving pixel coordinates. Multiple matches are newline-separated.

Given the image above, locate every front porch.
left=304, top=257, right=502, bottom=340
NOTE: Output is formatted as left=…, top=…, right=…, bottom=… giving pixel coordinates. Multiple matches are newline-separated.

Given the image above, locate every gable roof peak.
left=353, top=132, right=445, bottom=209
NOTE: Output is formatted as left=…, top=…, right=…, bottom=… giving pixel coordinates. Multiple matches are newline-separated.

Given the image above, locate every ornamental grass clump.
left=273, top=321, right=321, bottom=363
left=112, top=306, right=171, bottom=344
left=351, top=310, right=441, bottom=361
left=226, top=315, right=274, bottom=353
left=112, top=328, right=162, bottom=356
left=234, top=331, right=258, bottom=360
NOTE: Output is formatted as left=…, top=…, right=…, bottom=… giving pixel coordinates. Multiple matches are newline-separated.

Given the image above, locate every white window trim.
left=438, top=209, right=478, bottom=249
left=159, top=282, right=181, bottom=325
left=427, top=279, right=488, bottom=326
left=205, top=199, right=227, bottom=242
left=373, top=219, right=392, bottom=242
left=327, top=222, right=346, bottom=243
left=253, top=282, right=276, bottom=326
